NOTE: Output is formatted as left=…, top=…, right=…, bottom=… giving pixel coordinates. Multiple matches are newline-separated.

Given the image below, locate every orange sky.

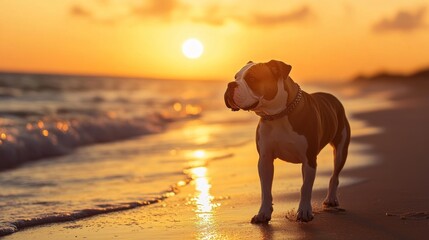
left=1, top=0, right=429, bottom=81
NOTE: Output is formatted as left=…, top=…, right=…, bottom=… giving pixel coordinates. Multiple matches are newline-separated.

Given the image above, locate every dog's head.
left=224, top=60, right=299, bottom=115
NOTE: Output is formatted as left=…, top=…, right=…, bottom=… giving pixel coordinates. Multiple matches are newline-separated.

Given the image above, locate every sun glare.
left=182, top=38, right=204, bottom=59
left=193, top=150, right=206, bottom=159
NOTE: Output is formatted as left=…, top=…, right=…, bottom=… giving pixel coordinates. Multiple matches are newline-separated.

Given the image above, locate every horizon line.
left=0, top=69, right=225, bottom=82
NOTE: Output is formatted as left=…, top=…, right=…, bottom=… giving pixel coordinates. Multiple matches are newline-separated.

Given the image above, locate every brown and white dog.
left=224, top=60, right=351, bottom=223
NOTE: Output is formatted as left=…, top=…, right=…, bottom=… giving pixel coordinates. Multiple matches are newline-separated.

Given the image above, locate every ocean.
left=0, top=73, right=392, bottom=236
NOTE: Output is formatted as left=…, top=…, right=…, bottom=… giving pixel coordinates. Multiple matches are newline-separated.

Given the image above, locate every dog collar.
left=260, top=84, right=303, bottom=121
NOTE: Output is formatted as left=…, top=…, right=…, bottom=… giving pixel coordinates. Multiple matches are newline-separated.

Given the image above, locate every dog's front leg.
left=297, top=162, right=316, bottom=222
left=251, top=155, right=274, bottom=224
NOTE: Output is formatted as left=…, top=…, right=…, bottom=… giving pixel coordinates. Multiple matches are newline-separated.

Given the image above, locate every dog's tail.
left=332, top=114, right=350, bottom=176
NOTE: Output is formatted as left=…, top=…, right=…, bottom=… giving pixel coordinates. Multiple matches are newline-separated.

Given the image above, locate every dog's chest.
left=257, top=117, right=308, bottom=163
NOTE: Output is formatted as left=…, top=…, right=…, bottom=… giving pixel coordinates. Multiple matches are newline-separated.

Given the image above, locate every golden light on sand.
left=182, top=125, right=213, bottom=145
left=182, top=38, right=204, bottom=59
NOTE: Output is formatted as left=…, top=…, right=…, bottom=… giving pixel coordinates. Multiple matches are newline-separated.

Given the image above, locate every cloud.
left=69, top=3, right=122, bottom=25
left=373, top=7, right=427, bottom=33
left=70, top=0, right=188, bottom=24
left=131, top=0, right=187, bottom=20
left=247, top=6, right=313, bottom=26
left=191, top=5, right=229, bottom=26
left=69, top=1, right=314, bottom=27
left=70, top=5, right=92, bottom=18
left=190, top=5, right=314, bottom=27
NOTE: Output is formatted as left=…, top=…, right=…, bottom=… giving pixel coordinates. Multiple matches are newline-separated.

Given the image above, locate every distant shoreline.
left=353, top=66, right=429, bottom=82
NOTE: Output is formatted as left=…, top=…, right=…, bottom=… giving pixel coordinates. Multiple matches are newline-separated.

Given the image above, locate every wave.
left=0, top=152, right=234, bottom=236
left=0, top=112, right=198, bottom=171
left=0, top=178, right=190, bottom=236
left=0, top=72, right=149, bottom=92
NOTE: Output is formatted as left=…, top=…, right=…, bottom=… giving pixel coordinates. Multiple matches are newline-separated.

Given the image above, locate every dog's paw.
left=323, top=197, right=339, bottom=208
left=251, top=206, right=273, bottom=224
left=297, top=205, right=314, bottom=222
left=250, top=214, right=271, bottom=224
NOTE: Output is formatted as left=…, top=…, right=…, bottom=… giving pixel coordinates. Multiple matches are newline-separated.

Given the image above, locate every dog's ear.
left=266, top=60, right=292, bottom=79
left=247, top=60, right=254, bottom=64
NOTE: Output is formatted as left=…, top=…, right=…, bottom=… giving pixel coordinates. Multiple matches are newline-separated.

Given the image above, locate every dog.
left=224, top=60, right=350, bottom=223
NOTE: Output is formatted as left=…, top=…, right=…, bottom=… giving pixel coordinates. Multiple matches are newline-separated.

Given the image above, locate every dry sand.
left=4, top=81, right=429, bottom=240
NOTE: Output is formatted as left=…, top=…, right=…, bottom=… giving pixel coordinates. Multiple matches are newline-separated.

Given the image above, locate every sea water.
left=0, top=73, right=258, bottom=235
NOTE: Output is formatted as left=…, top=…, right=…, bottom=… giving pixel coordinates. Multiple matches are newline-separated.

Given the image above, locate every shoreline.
left=3, top=82, right=429, bottom=239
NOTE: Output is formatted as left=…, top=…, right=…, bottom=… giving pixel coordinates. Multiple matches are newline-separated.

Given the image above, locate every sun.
left=182, top=38, right=204, bottom=59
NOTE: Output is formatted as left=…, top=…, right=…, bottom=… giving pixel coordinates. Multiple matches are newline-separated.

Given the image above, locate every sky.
left=0, top=0, right=428, bottom=81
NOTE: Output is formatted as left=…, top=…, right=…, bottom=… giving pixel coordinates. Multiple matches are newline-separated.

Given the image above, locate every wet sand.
left=4, top=81, right=429, bottom=240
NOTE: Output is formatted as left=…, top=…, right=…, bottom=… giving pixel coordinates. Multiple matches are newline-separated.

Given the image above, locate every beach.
left=2, top=0, right=429, bottom=238
left=1, top=79, right=428, bottom=239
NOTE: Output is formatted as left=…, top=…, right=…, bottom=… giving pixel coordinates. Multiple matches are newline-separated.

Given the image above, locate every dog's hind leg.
left=323, top=118, right=350, bottom=207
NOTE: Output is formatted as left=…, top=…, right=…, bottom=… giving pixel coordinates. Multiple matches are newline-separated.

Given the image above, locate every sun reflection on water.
left=193, top=150, right=206, bottom=159
left=56, top=121, right=70, bottom=132
left=193, top=167, right=213, bottom=212
left=42, top=129, right=49, bottom=137
left=189, top=166, right=220, bottom=240
left=37, top=120, right=44, bottom=129
left=171, top=102, right=202, bottom=116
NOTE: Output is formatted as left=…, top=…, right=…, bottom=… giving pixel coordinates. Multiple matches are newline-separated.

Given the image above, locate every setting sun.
left=182, top=38, right=204, bottom=59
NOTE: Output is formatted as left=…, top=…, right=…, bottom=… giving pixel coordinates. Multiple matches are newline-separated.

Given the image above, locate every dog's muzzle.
left=224, top=81, right=260, bottom=111
left=224, top=82, right=240, bottom=111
